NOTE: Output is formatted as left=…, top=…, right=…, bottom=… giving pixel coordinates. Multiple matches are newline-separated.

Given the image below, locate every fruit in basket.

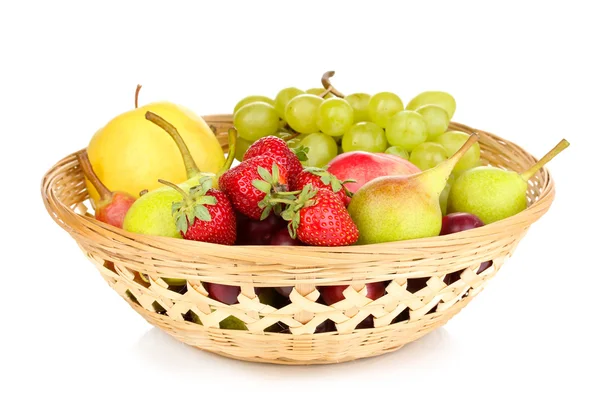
left=274, top=87, right=304, bottom=118
left=219, top=158, right=288, bottom=220
left=297, top=133, right=338, bottom=167
left=368, top=92, right=404, bottom=128
left=348, top=134, right=478, bottom=244
left=406, top=91, right=456, bottom=119
left=291, top=167, right=353, bottom=207
left=342, top=122, right=387, bottom=153
left=219, top=316, right=248, bottom=330
left=76, top=151, right=136, bottom=228
left=386, top=110, right=428, bottom=151
left=320, top=282, right=386, bottom=305
left=85, top=101, right=224, bottom=204
left=158, top=177, right=236, bottom=245
left=205, top=282, right=241, bottom=305
left=435, top=131, right=480, bottom=174
left=236, top=212, right=286, bottom=245
left=384, top=146, right=409, bottom=160
left=448, top=139, right=570, bottom=224
left=270, top=228, right=303, bottom=246
left=409, top=142, right=448, bottom=171
left=327, top=151, right=420, bottom=205
left=285, top=94, right=323, bottom=134
left=439, top=212, right=484, bottom=235
left=416, top=104, right=450, bottom=139
left=234, top=102, right=280, bottom=142
left=234, top=95, right=275, bottom=113
left=123, top=114, right=236, bottom=239
left=243, top=136, right=305, bottom=183
left=317, top=98, right=354, bottom=136
left=281, top=185, right=359, bottom=246
left=344, top=93, right=371, bottom=123
left=439, top=174, right=455, bottom=216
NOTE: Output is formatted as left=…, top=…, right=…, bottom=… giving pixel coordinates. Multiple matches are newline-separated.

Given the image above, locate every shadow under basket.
left=41, top=116, right=555, bottom=365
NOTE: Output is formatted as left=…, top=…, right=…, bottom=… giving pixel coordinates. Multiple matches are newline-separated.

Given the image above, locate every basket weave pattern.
left=42, top=115, right=554, bottom=365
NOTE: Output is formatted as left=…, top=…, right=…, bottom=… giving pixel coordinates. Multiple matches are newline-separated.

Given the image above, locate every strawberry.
left=219, top=156, right=288, bottom=220
left=291, top=167, right=354, bottom=206
left=243, top=136, right=307, bottom=183
left=161, top=177, right=236, bottom=245
left=281, top=185, right=359, bottom=246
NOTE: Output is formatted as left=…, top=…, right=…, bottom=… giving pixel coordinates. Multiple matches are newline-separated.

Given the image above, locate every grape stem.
left=282, top=132, right=301, bottom=142
left=135, top=84, right=142, bottom=109
left=321, top=71, right=345, bottom=98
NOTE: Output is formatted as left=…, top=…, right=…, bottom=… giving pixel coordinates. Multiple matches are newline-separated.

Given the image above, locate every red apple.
left=204, top=283, right=240, bottom=305
left=327, top=151, right=421, bottom=205
left=320, top=282, right=387, bottom=306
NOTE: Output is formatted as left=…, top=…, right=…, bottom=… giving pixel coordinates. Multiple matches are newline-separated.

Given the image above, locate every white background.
left=1, top=1, right=598, bottom=407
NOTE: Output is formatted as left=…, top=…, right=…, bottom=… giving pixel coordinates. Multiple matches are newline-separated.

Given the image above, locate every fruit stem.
left=219, top=128, right=237, bottom=175
left=76, top=150, right=113, bottom=201
left=420, top=133, right=479, bottom=194
left=321, top=71, right=345, bottom=98
left=282, top=132, right=301, bottom=142
left=520, top=139, right=570, bottom=181
left=135, top=84, right=142, bottom=109
left=158, top=179, right=190, bottom=200
left=145, top=111, right=201, bottom=178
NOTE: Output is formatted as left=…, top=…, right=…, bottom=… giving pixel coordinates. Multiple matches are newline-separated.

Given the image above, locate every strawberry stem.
left=145, top=111, right=201, bottom=179
left=321, top=71, right=345, bottom=98
left=135, top=84, right=142, bottom=109
left=76, top=150, right=112, bottom=202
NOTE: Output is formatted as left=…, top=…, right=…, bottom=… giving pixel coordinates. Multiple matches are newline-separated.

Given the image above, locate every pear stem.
left=219, top=128, right=237, bottom=175
left=321, top=71, right=345, bottom=98
left=145, top=111, right=201, bottom=179
left=520, top=139, right=570, bottom=181
left=421, top=133, right=479, bottom=194
left=76, top=151, right=112, bottom=201
left=157, top=179, right=190, bottom=201
left=135, top=84, right=142, bottom=109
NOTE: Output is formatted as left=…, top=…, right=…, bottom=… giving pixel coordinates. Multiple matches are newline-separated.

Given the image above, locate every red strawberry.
left=219, top=156, right=288, bottom=220
left=161, top=177, right=236, bottom=245
left=243, top=136, right=306, bottom=183
left=282, top=185, right=359, bottom=246
left=291, top=167, right=354, bottom=207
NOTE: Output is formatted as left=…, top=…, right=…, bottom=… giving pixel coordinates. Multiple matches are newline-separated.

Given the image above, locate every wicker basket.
left=41, top=115, right=554, bottom=365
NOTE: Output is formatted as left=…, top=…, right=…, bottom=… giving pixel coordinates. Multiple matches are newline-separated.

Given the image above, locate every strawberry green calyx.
left=252, top=163, right=289, bottom=220
left=158, top=177, right=217, bottom=234
left=291, top=145, right=309, bottom=162
left=303, top=167, right=355, bottom=198
left=280, top=184, right=318, bottom=239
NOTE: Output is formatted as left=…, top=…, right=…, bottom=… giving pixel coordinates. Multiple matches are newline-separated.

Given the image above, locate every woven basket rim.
left=41, top=119, right=555, bottom=259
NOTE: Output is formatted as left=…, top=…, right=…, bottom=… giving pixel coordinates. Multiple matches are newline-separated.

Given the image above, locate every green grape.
left=342, top=122, right=387, bottom=153
left=406, top=91, right=456, bottom=120
left=306, top=87, right=333, bottom=99
left=439, top=174, right=455, bottom=216
left=316, top=98, right=354, bottom=136
left=234, top=102, right=280, bottom=142
left=345, top=93, right=371, bottom=123
left=285, top=94, right=323, bottom=134
left=434, top=131, right=480, bottom=174
left=298, top=133, right=338, bottom=168
left=409, top=142, right=448, bottom=170
left=275, top=87, right=304, bottom=118
left=385, top=146, right=410, bottom=160
left=416, top=104, right=450, bottom=139
left=385, top=111, right=428, bottom=151
left=234, top=95, right=275, bottom=113
left=367, top=92, right=404, bottom=128
left=235, top=136, right=252, bottom=162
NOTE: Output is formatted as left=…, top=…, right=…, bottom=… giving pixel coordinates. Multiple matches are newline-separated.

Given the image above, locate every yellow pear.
left=86, top=101, right=224, bottom=204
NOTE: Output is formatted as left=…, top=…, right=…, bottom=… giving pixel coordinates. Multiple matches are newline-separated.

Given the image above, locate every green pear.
left=219, top=316, right=248, bottom=330
left=348, top=134, right=479, bottom=244
left=448, top=139, right=569, bottom=224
